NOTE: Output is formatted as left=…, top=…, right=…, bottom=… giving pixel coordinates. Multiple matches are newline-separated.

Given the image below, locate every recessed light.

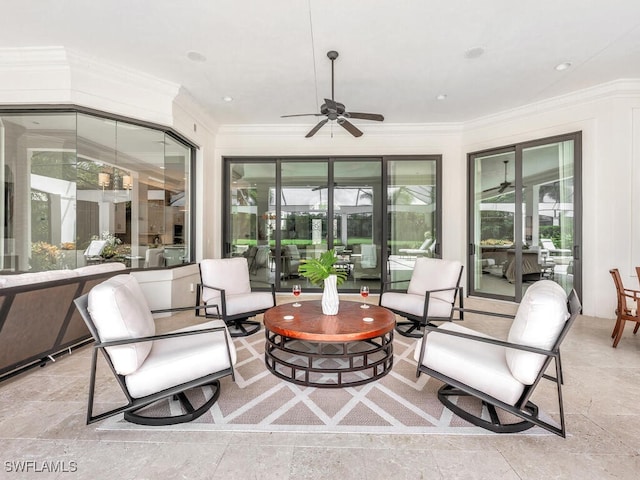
left=222, top=96, right=233, bottom=102
left=436, top=94, right=448, bottom=101
left=464, top=47, right=485, bottom=59
left=186, top=51, right=206, bottom=62
left=555, top=62, right=572, bottom=71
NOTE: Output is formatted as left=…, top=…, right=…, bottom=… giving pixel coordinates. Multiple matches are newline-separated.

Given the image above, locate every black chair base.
left=395, top=320, right=425, bottom=338
left=124, top=380, right=221, bottom=426
left=226, top=318, right=261, bottom=337
left=437, top=384, right=537, bottom=434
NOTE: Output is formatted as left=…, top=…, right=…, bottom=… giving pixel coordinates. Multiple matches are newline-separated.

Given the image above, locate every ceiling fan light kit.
left=282, top=50, right=384, bottom=138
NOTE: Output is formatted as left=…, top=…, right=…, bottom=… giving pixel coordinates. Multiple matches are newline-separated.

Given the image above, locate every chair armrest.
left=451, top=307, right=515, bottom=320
left=421, top=285, right=461, bottom=295
left=423, top=324, right=556, bottom=357
left=380, top=278, right=410, bottom=296
left=96, top=324, right=229, bottom=349
left=151, top=304, right=219, bottom=316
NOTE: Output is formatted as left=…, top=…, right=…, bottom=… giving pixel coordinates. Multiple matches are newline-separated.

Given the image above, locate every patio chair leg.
left=395, top=320, right=423, bottom=338
left=124, top=380, right=221, bottom=426
left=437, top=384, right=537, bottom=434
left=612, top=321, right=626, bottom=348
left=225, top=317, right=261, bottom=337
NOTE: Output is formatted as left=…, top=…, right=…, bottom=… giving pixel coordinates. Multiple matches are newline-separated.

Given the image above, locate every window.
left=224, top=156, right=441, bottom=292
left=0, top=109, right=194, bottom=272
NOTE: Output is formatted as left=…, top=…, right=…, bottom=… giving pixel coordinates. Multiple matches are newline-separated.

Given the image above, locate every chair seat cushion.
left=415, top=323, right=526, bottom=406
left=206, top=291, right=274, bottom=317
left=125, top=320, right=236, bottom=398
left=380, top=292, right=453, bottom=319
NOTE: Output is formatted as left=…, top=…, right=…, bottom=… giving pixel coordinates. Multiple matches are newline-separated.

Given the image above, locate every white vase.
left=321, top=274, right=340, bottom=315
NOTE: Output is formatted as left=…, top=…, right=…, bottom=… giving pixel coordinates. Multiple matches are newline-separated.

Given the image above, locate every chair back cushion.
left=407, top=258, right=462, bottom=303
left=88, top=274, right=155, bottom=375
left=506, top=280, right=569, bottom=385
left=200, top=258, right=251, bottom=299
left=84, top=240, right=107, bottom=257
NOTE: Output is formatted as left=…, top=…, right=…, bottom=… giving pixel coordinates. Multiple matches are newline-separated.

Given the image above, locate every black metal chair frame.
left=74, top=295, right=234, bottom=425
left=196, top=263, right=276, bottom=337
left=416, top=289, right=581, bottom=438
left=380, top=265, right=464, bottom=338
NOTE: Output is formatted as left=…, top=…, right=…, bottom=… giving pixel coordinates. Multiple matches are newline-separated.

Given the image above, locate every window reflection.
left=0, top=110, right=192, bottom=273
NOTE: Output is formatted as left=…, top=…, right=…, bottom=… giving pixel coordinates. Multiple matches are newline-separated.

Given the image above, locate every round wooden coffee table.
left=263, top=300, right=395, bottom=388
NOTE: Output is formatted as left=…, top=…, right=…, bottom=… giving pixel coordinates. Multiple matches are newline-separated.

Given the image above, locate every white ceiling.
left=2, top=0, right=640, bottom=127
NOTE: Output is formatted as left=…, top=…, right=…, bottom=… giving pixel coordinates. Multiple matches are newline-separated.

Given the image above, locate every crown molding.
left=217, top=121, right=464, bottom=137
left=466, top=79, right=640, bottom=130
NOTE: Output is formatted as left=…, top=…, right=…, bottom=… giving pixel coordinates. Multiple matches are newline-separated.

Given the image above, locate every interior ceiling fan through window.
left=483, top=160, right=515, bottom=194
left=281, top=51, right=384, bottom=138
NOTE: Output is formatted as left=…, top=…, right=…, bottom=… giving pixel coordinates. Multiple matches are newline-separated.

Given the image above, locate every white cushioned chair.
left=379, top=257, right=464, bottom=338
left=83, top=239, right=107, bottom=264
left=415, top=280, right=581, bottom=437
left=197, top=257, right=276, bottom=337
left=74, top=274, right=236, bottom=425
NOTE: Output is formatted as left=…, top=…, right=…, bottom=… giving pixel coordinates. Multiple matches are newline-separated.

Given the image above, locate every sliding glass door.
left=225, top=156, right=441, bottom=292
left=468, top=133, right=581, bottom=301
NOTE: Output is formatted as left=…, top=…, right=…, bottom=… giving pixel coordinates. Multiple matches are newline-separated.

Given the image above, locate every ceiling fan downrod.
left=327, top=50, right=338, bottom=102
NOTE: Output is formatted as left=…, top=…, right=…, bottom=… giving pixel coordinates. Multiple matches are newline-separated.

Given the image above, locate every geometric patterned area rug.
left=99, top=333, right=554, bottom=435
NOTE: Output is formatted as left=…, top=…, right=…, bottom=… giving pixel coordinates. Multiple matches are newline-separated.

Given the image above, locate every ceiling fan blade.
left=346, top=112, right=384, bottom=122
left=482, top=186, right=500, bottom=193
left=305, top=118, right=329, bottom=138
left=338, top=119, right=363, bottom=137
left=281, top=113, right=323, bottom=118
left=324, top=98, right=338, bottom=112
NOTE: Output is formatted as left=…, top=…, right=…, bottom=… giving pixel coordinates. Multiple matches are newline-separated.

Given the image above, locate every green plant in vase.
left=297, top=249, right=348, bottom=287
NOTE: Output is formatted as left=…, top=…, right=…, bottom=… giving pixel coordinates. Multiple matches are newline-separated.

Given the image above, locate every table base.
left=264, top=329, right=394, bottom=388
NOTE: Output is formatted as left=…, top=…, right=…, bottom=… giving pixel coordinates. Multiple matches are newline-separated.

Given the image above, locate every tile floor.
left=0, top=295, right=639, bottom=479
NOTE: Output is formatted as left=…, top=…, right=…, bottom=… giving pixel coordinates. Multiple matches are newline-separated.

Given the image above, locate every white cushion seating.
left=381, top=257, right=462, bottom=319
left=0, top=269, right=78, bottom=288
left=0, top=263, right=127, bottom=289
left=88, top=274, right=156, bottom=375
left=88, top=273, right=236, bottom=399
left=381, top=292, right=453, bottom=318
left=126, top=319, right=235, bottom=398
left=415, top=280, right=569, bottom=406
left=200, top=257, right=274, bottom=315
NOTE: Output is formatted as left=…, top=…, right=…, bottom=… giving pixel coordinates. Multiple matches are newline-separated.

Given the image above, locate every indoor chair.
left=415, top=280, right=581, bottom=437
left=83, top=239, right=108, bottom=264
left=144, top=247, right=165, bottom=268
left=282, top=244, right=301, bottom=279
left=197, top=257, right=276, bottom=337
left=74, top=273, right=236, bottom=425
left=609, top=268, right=640, bottom=348
left=379, top=257, right=463, bottom=337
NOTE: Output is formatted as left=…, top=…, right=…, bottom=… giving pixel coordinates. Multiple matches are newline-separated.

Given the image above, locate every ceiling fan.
left=483, top=160, right=514, bottom=194
left=281, top=50, right=384, bottom=138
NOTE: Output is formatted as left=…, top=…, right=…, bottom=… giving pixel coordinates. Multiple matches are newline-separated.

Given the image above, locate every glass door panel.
left=334, top=159, right=382, bottom=291
left=387, top=159, right=439, bottom=284
left=279, top=161, right=329, bottom=290
left=471, top=151, right=516, bottom=299
left=227, top=162, right=276, bottom=286
left=469, top=133, right=580, bottom=301
left=522, top=140, right=576, bottom=295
